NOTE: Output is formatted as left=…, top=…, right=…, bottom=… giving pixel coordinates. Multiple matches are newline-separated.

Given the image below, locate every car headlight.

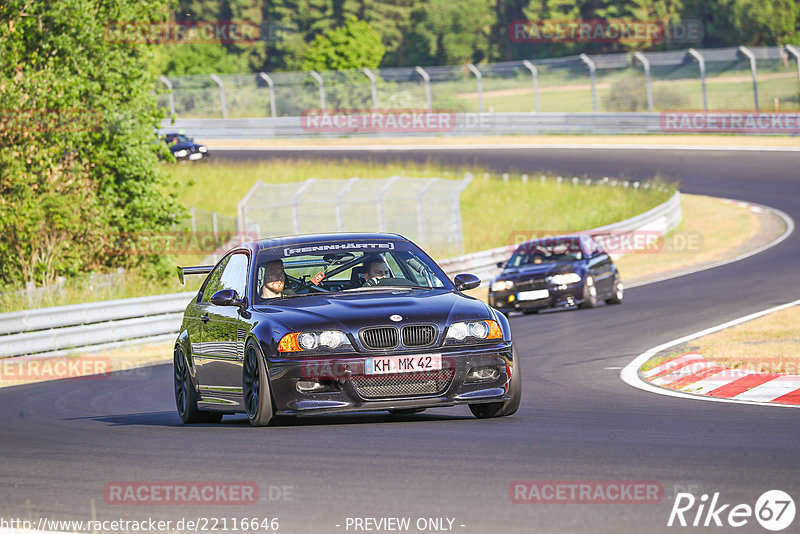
left=198, top=146, right=207, bottom=152
left=174, top=149, right=188, bottom=158
left=549, top=273, right=582, bottom=285
left=446, top=320, right=502, bottom=341
left=490, top=280, right=514, bottom=292
left=278, top=330, right=350, bottom=352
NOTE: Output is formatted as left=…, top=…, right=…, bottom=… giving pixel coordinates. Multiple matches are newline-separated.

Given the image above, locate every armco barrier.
left=0, top=192, right=680, bottom=358
left=162, top=112, right=669, bottom=139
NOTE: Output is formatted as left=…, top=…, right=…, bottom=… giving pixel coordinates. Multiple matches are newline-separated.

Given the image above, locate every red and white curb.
left=641, top=352, right=800, bottom=405
left=622, top=298, right=800, bottom=408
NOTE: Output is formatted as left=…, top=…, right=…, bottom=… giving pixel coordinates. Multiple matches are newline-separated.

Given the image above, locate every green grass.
left=170, top=158, right=672, bottom=258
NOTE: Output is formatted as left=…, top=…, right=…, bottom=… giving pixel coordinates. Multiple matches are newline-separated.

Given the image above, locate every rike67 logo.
left=668, top=490, right=795, bottom=531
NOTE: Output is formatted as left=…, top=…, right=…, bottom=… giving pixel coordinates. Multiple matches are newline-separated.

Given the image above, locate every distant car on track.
left=163, top=132, right=208, bottom=161
left=174, top=233, right=521, bottom=426
left=488, top=234, right=623, bottom=315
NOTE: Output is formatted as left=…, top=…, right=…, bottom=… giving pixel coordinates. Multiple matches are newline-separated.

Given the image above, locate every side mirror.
left=496, top=261, right=506, bottom=269
left=453, top=273, right=481, bottom=291
left=210, top=288, right=242, bottom=306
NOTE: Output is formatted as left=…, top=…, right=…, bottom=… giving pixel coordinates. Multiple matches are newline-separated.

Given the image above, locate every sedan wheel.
left=243, top=340, right=275, bottom=426
left=606, top=277, right=624, bottom=305
left=469, top=345, right=522, bottom=418
left=174, top=346, right=222, bottom=424
left=579, top=276, right=598, bottom=308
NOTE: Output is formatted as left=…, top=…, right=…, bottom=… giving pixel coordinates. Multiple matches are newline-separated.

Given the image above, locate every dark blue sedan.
left=174, top=233, right=521, bottom=426
left=488, top=234, right=624, bottom=315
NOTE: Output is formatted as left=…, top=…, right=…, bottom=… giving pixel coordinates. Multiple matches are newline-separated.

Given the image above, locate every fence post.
left=449, top=173, right=473, bottom=251
left=334, top=177, right=360, bottom=231
left=158, top=76, right=176, bottom=117
left=209, top=74, right=227, bottom=119
left=738, top=46, right=759, bottom=111
left=415, top=178, right=440, bottom=246
left=190, top=207, right=197, bottom=233
left=309, top=71, right=326, bottom=112
left=415, top=66, right=432, bottom=111
left=362, top=68, right=378, bottom=110
left=521, top=60, right=541, bottom=113
left=633, top=52, right=654, bottom=112
left=377, top=176, right=400, bottom=232
left=687, top=48, right=708, bottom=111
left=786, top=45, right=800, bottom=92
left=579, top=54, right=598, bottom=112
left=467, top=64, right=484, bottom=113
left=291, top=179, right=316, bottom=234
left=212, top=211, right=219, bottom=243
left=258, top=72, right=277, bottom=118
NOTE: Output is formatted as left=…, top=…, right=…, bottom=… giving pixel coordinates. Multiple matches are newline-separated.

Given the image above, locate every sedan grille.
left=401, top=325, right=436, bottom=347
left=351, top=369, right=455, bottom=399
left=515, top=277, right=549, bottom=291
left=361, top=327, right=398, bottom=350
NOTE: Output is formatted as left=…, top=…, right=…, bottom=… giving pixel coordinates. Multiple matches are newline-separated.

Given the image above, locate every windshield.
left=253, top=239, right=451, bottom=302
left=508, top=238, right=584, bottom=266
left=166, top=133, right=192, bottom=144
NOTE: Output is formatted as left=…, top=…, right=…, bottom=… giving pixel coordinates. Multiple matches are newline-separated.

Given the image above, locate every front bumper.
left=266, top=343, right=514, bottom=415
left=489, top=283, right=584, bottom=312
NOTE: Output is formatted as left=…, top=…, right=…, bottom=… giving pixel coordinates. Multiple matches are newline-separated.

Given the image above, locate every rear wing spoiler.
left=176, top=265, right=214, bottom=285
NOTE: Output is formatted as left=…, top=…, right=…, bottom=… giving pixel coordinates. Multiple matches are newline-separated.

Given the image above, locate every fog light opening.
left=467, top=366, right=500, bottom=382
left=296, top=379, right=336, bottom=393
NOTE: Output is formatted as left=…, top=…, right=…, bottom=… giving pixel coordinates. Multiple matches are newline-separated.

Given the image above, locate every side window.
left=216, top=253, right=249, bottom=298
left=200, top=255, right=231, bottom=303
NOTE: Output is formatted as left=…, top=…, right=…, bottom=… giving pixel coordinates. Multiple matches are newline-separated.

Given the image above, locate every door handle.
left=200, top=314, right=210, bottom=323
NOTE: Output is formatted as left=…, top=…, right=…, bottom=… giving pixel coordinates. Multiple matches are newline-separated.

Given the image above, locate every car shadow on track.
left=85, top=410, right=473, bottom=427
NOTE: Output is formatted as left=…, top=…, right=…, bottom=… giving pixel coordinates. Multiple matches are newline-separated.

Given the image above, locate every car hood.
left=499, top=262, right=577, bottom=280
left=253, top=288, right=492, bottom=331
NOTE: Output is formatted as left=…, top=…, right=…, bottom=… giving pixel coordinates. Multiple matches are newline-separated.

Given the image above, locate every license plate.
left=188, top=153, right=203, bottom=160
left=517, top=289, right=549, bottom=301
left=365, top=354, right=442, bottom=375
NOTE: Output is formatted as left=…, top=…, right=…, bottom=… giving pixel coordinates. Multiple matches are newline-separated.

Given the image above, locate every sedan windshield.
left=508, top=238, right=583, bottom=266
left=254, top=239, right=451, bottom=301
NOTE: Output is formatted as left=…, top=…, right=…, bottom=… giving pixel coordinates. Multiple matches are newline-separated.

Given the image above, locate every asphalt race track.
left=1, top=147, right=799, bottom=533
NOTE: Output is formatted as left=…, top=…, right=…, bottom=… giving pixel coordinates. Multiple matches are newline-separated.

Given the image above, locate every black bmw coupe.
left=174, top=233, right=520, bottom=426
left=488, top=234, right=624, bottom=315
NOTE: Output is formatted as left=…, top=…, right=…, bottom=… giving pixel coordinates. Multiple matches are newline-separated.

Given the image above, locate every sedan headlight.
left=174, top=149, right=188, bottom=158
left=490, top=280, right=514, bottom=292
left=446, top=320, right=502, bottom=341
left=198, top=146, right=208, bottom=152
left=549, top=273, right=582, bottom=285
left=278, top=330, right=350, bottom=352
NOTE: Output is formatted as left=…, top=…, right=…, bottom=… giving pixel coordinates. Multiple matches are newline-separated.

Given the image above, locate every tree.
left=302, top=18, right=385, bottom=71
left=0, top=0, right=183, bottom=287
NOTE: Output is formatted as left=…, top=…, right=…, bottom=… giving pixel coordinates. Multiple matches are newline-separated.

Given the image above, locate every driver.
left=260, top=259, right=286, bottom=299
left=363, top=256, right=391, bottom=286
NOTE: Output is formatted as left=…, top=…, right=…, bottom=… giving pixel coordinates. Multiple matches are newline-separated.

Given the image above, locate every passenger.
left=261, top=259, right=285, bottom=299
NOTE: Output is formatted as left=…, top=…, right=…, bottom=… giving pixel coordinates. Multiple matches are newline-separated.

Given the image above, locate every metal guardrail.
left=0, top=192, right=680, bottom=358
left=163, top=112, right=674, bottom=138
left=0, top=293, right=195, bottom=358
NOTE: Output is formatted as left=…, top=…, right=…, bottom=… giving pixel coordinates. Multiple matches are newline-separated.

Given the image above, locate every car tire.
left=174, top=346, right=223, bottom=424
left=579, top=275, right=598, bottom=309
left=388, top=408, right=426, bottom=415
left=469, top=345, right=522, bottom=419
left=243, top=340, right=275, bottom=427
left=522, top=309, right=539, bottom=315
left=605, top=276, right=624, bottom=305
